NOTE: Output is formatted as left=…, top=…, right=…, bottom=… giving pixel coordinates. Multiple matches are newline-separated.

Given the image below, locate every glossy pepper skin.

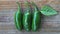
left=31, top=2, right=41, bottom=31
left=14, top=2, right=23, bottom=31
left=23, top=2, right=32, bottom=31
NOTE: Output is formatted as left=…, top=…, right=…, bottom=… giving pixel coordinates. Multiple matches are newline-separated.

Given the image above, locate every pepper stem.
left=16, top=2, right=21, bottom=11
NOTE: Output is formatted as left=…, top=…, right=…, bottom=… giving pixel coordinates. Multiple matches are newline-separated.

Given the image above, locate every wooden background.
left=0, top=0, right=60, bottom=34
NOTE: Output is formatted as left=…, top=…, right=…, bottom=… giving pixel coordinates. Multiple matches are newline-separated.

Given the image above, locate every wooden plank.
left=0, top=0, right=60, bottom=34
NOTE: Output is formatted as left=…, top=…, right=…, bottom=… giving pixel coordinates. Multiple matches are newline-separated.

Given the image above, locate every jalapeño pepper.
left=14, top=2, right=23, bottom=31
left=23, top=2, right=32, bottom=31
left=31, top=2, right=41, bottom=31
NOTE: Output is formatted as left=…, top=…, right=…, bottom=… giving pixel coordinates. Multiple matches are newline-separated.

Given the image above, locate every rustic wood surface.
left=0, top=0, right=60, bottom=34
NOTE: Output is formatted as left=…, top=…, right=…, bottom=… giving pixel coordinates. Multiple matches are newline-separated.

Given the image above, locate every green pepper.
left=31, top=2, right=41, bottom=31
left=23, top=2, right=32, bottom=31
left=14, top=2, right=23, bottom=31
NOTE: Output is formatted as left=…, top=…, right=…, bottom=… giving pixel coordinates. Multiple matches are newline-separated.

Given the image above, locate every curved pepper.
left=23, top=2, right=32, bottom=31
left=14, top=2, right=23, bottom=31
left=31, top=2, right=41, bottom=31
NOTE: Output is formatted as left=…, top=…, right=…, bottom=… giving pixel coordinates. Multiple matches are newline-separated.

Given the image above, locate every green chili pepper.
left=23, top=1, right=32, bottom=31
left=31, top=2, right=41, bottom=31
left=14, top=2, right=23, bottom=31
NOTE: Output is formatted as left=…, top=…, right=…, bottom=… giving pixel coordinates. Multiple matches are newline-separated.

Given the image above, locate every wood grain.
left=0, top=0, right=60, bottom=34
